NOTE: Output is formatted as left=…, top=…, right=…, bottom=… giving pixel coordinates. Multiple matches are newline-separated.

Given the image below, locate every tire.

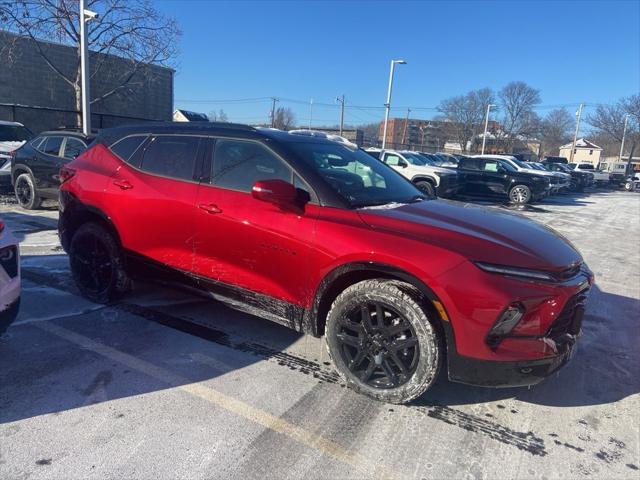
left=325, top=279, right=441, bottom=404
left=509, top=184, right=532, bottom=205
left=414, top=180, right=436, bottom=198
left=14, top=173, right=42, bottom=210
left=69, top=222, right=130, bottom=303
left=624, top=181, right=634, bottom=192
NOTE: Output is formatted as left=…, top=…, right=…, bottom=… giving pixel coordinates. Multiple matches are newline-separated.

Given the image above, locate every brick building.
left=0, top=31, right=174, bottom=133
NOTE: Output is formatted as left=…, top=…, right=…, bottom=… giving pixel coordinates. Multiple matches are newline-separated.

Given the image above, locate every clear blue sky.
left=157, top=0, right=640, bottom=126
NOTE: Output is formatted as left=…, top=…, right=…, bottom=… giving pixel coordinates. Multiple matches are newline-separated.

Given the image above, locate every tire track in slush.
left=21, top=267, right=631, bottom=465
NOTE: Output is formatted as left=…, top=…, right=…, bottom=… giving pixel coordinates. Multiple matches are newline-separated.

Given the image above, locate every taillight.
left=8, top=150, right=16, bottom=161
left=60, top=167, right=76, bottom=184
left=0, top=220, right=4, bottom=232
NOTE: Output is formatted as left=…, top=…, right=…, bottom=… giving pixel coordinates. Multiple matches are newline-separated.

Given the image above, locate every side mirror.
left=252, top=179, right=299, bottom=207
left=398, top=159, right=408, bottom=168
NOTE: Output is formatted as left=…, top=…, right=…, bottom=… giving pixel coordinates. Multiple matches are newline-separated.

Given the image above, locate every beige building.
left=559, top=138, right=603, bottom=167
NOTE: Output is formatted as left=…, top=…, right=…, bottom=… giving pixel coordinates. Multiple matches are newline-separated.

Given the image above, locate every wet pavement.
left=1, top=190, right=639, bottom=479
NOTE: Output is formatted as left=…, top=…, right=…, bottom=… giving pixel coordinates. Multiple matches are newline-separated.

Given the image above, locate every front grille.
left=437, top=173, right=459, bottom=192
left=546, top=288, right=589, bottom=340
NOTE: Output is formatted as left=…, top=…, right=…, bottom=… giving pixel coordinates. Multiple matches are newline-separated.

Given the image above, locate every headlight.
left=474, top=262, right=556, bottom=282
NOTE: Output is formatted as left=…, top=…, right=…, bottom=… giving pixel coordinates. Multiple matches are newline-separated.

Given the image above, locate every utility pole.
left=79, top=0, right=92, bottom=135
left=401, top=108, right=411, bottom=148
left=569, top=103, right=584, bottom=163
left=381, top=59, right=406, bottom=150
left=419, top=125, right=425, bottom=150
left=270, top=97, right=278, bottom=128
left=309, top=98, right=313, bottom=129
left=619, top=114, right=629, bottom=162
left=481, top=104, right=495, bottom=155
left=337, top=95, right=345, bottom=136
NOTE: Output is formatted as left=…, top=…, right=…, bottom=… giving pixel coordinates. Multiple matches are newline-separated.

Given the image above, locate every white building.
left=559, top=138, right=603, bottom=167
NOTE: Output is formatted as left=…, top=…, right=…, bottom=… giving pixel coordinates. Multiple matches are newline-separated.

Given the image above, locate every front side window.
left=140, top=135, right=201, bottom=181
left=62, top=137, right=87, bottom=159
left=43, top=136, right=64, bottom=156
left=212, top=138, right=293, bottom=192
left=289, top=142, right=421, bottom=208
left=383, top=153, right=403, bottom=166
left=483, top=160, right=500, bottom=172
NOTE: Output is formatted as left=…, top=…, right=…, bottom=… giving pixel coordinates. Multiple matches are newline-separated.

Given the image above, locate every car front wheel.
left=69, top=222, right=130, bottom=303
left=14, top=173, right=42, bottom=210
left=325, top=279, right=441, bottom=404
left=624, top=181, right=635, bottom=191
left=509, top=184, right=532, bottom=205
left=414, top=180, right=436, bottom=197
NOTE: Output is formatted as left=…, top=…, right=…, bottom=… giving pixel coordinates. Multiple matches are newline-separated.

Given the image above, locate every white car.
left=0, top=121, right=33, bottom=190
left=376, top=150, right=460, bottom=197
left=471, top=154, right=564, bottom=194
left=0, top=219, right=20, bottom=336
left=568, top=163, right=610, bottom=184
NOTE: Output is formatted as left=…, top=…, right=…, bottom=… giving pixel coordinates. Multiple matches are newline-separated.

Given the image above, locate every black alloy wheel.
left=69, top=223, right=130, bottom=303
left=335, top=302, right=420, bottom=389
left=14, top=173, right=42, bottom=210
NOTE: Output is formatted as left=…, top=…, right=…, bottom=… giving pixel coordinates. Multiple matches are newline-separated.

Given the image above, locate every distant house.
left=173, top=109, right=209, bottom=122
left=559, top=138, right=603, bottom=167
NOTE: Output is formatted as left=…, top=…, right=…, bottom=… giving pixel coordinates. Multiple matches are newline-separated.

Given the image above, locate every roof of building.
left=559, top=138, right=602, bottom=150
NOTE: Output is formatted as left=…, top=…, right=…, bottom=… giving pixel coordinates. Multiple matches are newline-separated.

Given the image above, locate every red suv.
left=58, top=123, right=593, bottom=404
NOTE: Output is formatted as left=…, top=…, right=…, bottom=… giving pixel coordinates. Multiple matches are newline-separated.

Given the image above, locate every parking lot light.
left=381, top=59, right=406, bottom=150
left=481, top=104, right=496, bottom=155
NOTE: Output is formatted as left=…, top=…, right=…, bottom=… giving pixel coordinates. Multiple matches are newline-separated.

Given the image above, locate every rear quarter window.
left=109, top=135, right=148, bottom=163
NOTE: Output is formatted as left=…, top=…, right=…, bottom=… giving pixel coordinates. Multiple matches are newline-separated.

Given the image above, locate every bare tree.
left=208, top=109, right=229, bottom=122
left=0, top=0, right=181, bottom=126
left=539, top=108, right=574, bottom=157
left=587, top=94, right=640, bottom=171
left=437, top=87, right=495, bottom=153
left=499, top=81, right=542, bottom=150
left=273, top=107, right=295, bottom=130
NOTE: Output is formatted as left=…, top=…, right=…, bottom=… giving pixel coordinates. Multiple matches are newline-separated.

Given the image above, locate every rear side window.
left=62, top=137, right=87, bottom=159
left=140, top=135, right=201, bottom=181
left=212, top=138, right=293, bottom=192
left=43, top=136, right=64, bottom=156
left=110, top=135, right=148, bottom=163
left=31, top=136, right=45, bottom=149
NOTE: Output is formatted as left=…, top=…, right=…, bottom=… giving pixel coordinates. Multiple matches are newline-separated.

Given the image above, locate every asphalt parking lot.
left=1, top=189, right=639, bottom=479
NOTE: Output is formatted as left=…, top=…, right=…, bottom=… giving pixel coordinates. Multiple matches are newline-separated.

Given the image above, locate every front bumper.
left=447, top=339, right=575, bottom=387
left=0, top=297, right=20, bottom=335
left=436, top=174, right=460, bottom=198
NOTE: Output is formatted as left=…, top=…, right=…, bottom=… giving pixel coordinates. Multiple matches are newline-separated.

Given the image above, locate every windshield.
left=289, top=143, right=424, bottom=208
left=402, top=153, right=428, bottom=166
left=513, top=159, right=530, bottom=169
left=578, top=163, right=594, bottom=170
left=0, top=125, right=32, bottom=142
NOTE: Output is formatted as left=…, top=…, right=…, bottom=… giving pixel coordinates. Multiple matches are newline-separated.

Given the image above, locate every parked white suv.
left=471, top=154, right=563, bottom=194
left=568, top=163, right=610, bottom=184
left=372, top=150, right=460, bottom=197
left=0, top=121, right=33, bottom=190
left=0, top=220, right=20, bottom=336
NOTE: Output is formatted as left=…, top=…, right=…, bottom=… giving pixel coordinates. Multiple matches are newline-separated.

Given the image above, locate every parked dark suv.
left=457, top=156, right=550, bottom=204
left=58, top=122, right=592, bottom=404
left=11, top=130, right=94, bottom=209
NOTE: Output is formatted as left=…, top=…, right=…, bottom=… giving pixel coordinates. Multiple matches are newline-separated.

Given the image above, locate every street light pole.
left=569, top=103, right=584, bottom=163
left=381, top=59, right=406, bottom=150
left=79, top=0, right=91, bottom=135
left=619, top=114, right=629, bottom=162
left=481, top=103, right=495, bottom=155
left=337, top=95, right=345, bottom=136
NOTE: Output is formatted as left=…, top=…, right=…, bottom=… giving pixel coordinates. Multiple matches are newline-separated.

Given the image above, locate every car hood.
left=519, top=167, right=554, bottom=177
left=414, top=165, right=455, bottom=175
left=358, top=199, right=582, bottom=270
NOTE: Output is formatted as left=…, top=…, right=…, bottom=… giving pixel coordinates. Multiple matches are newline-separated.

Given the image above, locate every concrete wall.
left=0, top=31, right=173, bottom=133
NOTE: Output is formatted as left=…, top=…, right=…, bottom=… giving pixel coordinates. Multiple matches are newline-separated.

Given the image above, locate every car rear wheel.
left=509, top=184, right=532, bottom=205
left=414, top=180, right=436, bottom=197
left=69, top=223, right=130, bottom=303
left=624, top=181, right=635, bottom=191
left=325, top=279, right=441, bottom=404
left=14, top=173, right=42, bottom=210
